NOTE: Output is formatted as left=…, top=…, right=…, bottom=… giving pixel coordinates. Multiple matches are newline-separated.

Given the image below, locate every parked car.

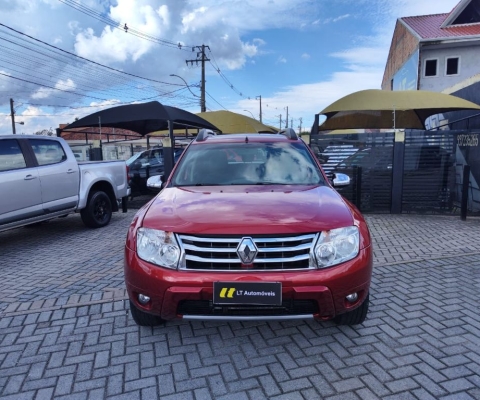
left=124, top=129, right=373, bottom=327
left=0, top=135, right=130, bottom=232
left=126, top=147, right=184, bottom=196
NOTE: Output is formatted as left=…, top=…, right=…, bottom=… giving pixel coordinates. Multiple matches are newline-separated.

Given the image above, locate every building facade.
left=382, top=0, right=480, bottom=212
left=382, top=0, right=480, bottom=106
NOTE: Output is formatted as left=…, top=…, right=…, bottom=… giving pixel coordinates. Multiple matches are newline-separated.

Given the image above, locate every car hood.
left=142, top=185, right=354, bottom=235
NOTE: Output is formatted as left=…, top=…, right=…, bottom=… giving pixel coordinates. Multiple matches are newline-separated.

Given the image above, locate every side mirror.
left=147, top=175, right=165, bottom=192
left=332, top=172, right=350, bottom=187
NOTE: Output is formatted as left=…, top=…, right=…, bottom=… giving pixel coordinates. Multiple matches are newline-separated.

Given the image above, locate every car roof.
left=0, top=135, right=61, bottom=140
left=191, top=133, right=299, bottom=145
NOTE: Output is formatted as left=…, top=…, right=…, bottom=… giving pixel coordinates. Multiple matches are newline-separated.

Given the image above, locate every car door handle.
left=24, top=174, right=37, bottom=180
left=67, top=169, right=76, bottom=174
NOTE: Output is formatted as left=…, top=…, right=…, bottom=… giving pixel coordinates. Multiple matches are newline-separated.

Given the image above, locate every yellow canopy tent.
left=317, top=89, right=480, bottom=131
left=196, top=110, right=278, bottom=133
left=148, top=110, right=279, bottom=137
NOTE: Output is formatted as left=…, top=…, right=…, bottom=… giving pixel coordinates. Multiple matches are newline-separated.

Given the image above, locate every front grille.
left=177, top=234, right=317, bottom=271
left=177, top=300, right=319, bottom=316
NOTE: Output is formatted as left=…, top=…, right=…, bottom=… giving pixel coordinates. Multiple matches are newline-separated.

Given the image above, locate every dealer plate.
left=213, top=282, right=282, bottom=306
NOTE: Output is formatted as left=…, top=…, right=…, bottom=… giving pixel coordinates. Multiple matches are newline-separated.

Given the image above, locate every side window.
left=424, top=59, right=437, bottom=77
left=30, top=140, right=67, bottom=166
left=150, top=150, right=163, bottom=165
left=446, top=57, right=459, bottom=76
left=136, top=152, right=149, bottom=166
left=0, top=139, right=27, bottom=172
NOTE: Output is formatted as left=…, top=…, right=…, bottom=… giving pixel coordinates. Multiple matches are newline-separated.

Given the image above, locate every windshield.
left=126, top=151, right=144, bottom=166
left=171, top=142, right=325, bottom=186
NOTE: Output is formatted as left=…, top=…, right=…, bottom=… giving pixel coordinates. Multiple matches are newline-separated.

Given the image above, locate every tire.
left=80, top=190, right=112, bottom=228
left=334, top=294, right=369, bottom=326
left=129, top=300, right=165, bottom=326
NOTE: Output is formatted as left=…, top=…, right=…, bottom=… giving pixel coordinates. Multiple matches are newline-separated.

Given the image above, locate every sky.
left=0, top=0, right=461, bottom=135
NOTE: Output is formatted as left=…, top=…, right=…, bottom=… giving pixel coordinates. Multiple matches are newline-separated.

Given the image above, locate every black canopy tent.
left=61, top=101, right=220, bottom=177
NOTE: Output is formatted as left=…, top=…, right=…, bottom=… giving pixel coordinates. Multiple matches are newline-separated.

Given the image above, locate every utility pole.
left=284, top=106, right=289, bottom=128
left=299, top=117, right=303, bottom=133
left=186, top=44, right=210, bottom=112
left=278, top=114, right=283, bottom=129
left=256, top=95, right=262, bottom=123
left=10, top=98, right=16, bottom=135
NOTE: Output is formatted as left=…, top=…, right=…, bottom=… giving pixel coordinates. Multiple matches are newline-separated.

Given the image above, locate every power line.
left=0, top=23, right=181, bottom=87
left=208, top=49, right=247, bottom=98
left=0, top=22, right=233, bottom=121
left=50, top=1, right=253, bottom=109
left=0, top=43, right=162, bottom=97
left=57, top=0, right=193, bottom=51
left=0, top=23, right=203, bottom=114
left=205, top=90, right=227, bottom=111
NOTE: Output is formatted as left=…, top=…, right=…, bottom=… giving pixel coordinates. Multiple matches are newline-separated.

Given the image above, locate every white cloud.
left=0, top=0, right=463, bottom=135
left=32, top=79, right=77, bottom=100
left=235, top=0, right=459, bottom=130
left=330, top=45, right=388, bottom=67
left=74, top=1, right=166, bottom=63
left=333, top=14, right=351, bottom=22
left=324, top=14, right=351, bottom=24
left=156, top=4, right=171, bottom=28
left=238, top=66, right=383, bottom=129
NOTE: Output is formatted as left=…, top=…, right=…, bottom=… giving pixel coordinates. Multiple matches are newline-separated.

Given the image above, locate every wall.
left=392, top=51, right=419, bottom=91
left=382, top=21, right=420, bottom=90
left=419, top=43, right=480, bottom=92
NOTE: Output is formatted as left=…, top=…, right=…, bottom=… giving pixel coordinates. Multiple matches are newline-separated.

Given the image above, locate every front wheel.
left=129, top=301, right=165, bottom=326
left=81, top=190, right=112, bottom=228
left=334, top=294, right=369, bottom=325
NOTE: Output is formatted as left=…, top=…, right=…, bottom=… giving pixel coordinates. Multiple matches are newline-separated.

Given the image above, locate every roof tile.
left=402, top=14, right=480, bottom=39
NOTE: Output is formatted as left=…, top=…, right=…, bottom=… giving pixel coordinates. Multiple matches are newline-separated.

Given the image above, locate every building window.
left=446, top=57, right=459, bottom=75
left=424, top=59, right=437, bottom=77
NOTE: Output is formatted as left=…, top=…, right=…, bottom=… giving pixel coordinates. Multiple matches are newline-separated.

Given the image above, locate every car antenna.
left=245, top=136, right=249, bottom=143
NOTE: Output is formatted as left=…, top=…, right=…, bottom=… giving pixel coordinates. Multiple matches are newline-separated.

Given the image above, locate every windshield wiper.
left=255, top=181, right=282, bottom=185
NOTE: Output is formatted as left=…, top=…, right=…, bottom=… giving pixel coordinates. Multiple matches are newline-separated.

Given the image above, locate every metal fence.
left=310, top=130, right=480, bottom=215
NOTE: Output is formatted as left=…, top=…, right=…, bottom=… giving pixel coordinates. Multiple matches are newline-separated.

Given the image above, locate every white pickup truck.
left=0, top=135, right=130, bottom=232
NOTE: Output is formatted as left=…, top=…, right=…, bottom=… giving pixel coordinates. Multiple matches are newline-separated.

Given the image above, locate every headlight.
left=313, top=226, right=359, bottom=268
left=136, top=228, right=180, bottom=269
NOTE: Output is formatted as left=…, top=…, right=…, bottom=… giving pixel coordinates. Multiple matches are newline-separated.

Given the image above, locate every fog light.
left=346, top=293, right=358, bottom=303
left=138, top=294, right=150, bottom=304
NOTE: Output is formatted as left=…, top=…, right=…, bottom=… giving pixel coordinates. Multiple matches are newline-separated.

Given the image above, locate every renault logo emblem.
left=236, top=237, right=258, bottom=264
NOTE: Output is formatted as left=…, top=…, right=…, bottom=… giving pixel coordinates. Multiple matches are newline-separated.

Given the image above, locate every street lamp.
left=243, top=110, right=256, bottom=119
left=15, top=121, right=24, bottom=125
left=169, top=74, right=200, bottom=107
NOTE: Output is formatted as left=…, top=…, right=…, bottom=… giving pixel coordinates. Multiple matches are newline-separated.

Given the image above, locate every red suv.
left=124, top=129, right=373, bottom=326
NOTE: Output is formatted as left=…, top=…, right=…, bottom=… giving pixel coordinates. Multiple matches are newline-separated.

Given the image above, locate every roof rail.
left=278, top=128, right=298, bottom=140
left=196, top=129, right=217, bottom=142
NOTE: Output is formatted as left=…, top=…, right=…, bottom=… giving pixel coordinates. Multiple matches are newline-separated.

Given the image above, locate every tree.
left=34, top=128, right=54, bottom=136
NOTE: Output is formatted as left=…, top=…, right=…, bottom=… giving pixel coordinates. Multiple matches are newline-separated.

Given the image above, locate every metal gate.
left=310, top=132, right=394, bottom=213
left=310, top=130, right=469, bottom=214
left=402, top=131, right=455, bottom=213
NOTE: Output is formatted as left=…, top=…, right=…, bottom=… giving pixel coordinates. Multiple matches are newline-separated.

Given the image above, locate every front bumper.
left=124, top=246, right=373, bottom=321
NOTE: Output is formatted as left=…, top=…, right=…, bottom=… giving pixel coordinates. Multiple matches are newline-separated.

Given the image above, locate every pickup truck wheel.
left=334, top=294, right=369, bottom=326
left=81, top=190, right=112, bottom=228
left=129, top=300, right=165, bottom=326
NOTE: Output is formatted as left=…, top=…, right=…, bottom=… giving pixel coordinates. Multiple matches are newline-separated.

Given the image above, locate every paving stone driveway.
left=1, top=201, right=480, bottom=399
